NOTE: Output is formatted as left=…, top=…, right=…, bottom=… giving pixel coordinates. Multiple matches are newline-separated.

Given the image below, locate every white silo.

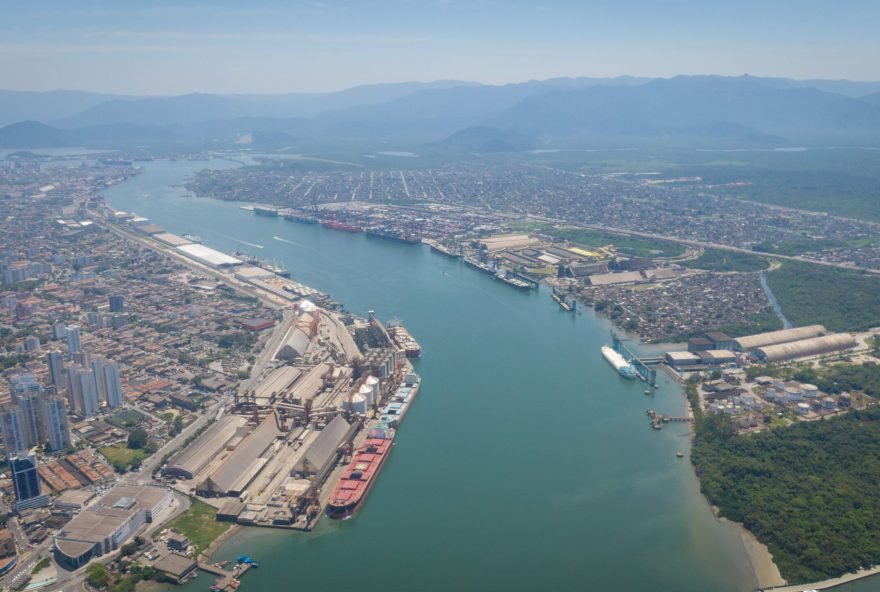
left=347, top=393, right=367, bottom=414
left=359, top=383, right=374, bottom=407
left=366, top=375, right=380, bottom=402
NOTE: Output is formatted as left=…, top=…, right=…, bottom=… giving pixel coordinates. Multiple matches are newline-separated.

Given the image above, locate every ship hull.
left=326, top=443, right=392, bottom=519
left=601, top=346, right=637, bottom=379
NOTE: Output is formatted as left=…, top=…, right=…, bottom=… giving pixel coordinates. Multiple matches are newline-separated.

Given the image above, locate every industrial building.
left=196, top=414, right=283, bottom=497
left=254, top=366, right=302, bottom=403
left=275, top=328, right=311, bottom=361
left=175, top=243, right=242, bottom=268
left=292, top=415, right=355, bottom=480
left=588, top=271, right=644, bottom=286
left=754, top=334, right=857, bottom=363
left=53, top=485, right=172, bottom=568
left=153, top=233, right=194, bottom=248
left=733, top=325, right=827, bottom=351
left=151, top=553, right=197, bottom=583
left=162, top=415, right=247, bottom=480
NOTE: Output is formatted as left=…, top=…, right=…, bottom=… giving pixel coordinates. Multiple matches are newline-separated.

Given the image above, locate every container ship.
left=321, top=220, right=364, bottom=233
left=326, top=425, right=395, bottom=519
left=387, top=322, right=421, bottom=357
left=365, top=226, right=421, bottom=244
left=601, top=345, right=637, bottom=379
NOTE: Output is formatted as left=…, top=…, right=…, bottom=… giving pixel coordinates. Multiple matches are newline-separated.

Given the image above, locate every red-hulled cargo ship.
left=320, top=220, right=364, bottom=233
left=326, top=429, right=394, bottom=519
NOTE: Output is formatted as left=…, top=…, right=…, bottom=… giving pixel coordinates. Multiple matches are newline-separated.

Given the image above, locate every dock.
left=611, top=332, right=657, bottom=386
left=198, top=561, right=253, bottom=591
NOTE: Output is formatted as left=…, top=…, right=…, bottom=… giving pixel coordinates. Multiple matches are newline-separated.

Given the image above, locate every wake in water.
left=273, top=236, right=295, bottom=244
left=218, top=233, right=264, bottom=248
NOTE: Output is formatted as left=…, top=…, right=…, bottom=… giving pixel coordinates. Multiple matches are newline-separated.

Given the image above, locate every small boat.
left=676, top=451, right=684, bottom=458
left=644, top=389, right=651, bottom=396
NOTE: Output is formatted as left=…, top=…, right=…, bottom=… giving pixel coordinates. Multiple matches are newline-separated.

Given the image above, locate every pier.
left=611, top=332, right=657, bottom=386
left=197, top=561, right=254, bottom=591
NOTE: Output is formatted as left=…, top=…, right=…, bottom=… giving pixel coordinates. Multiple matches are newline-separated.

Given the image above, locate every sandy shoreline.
left=717, top=517, right=786, bottom=589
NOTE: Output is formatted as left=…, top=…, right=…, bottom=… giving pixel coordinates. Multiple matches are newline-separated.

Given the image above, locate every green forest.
left=767, top=261, right=880, bottom=332
left=678, top=248, right=770, bottom=272
left=692, top=407, right=880, bottom=583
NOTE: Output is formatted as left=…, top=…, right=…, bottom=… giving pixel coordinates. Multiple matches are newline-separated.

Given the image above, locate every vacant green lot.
left=98, top=445, right=148, bottom=473
left=159, top=498, right=230, bottom=555
left=507, top=220, right=685, bottom=258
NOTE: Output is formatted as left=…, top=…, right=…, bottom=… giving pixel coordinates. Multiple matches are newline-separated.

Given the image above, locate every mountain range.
left=1, top=75, right=879, bottom=152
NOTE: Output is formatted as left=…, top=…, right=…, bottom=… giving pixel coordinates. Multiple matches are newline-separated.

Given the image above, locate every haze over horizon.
left=3, top=0, right=879, bottom=95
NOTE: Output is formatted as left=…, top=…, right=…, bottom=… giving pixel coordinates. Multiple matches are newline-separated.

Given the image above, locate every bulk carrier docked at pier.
left=601, top=345, right=637, bottom=379
left=327, top=374, right=421, bottom=519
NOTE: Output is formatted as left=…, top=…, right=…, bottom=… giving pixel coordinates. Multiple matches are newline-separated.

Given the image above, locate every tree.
left=86, top=563, right=109, bottom=588
left=127, top=428, right=148, bottom=450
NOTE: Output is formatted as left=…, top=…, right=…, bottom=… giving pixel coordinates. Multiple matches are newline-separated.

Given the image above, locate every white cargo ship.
left=601, top=345, right=637, bottom=379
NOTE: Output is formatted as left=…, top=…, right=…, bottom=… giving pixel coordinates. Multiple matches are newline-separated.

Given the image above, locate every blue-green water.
left=100, top=160, right=873, bottom=592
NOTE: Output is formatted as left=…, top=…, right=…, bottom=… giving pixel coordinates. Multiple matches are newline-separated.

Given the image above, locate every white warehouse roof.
left=756, top=334, right=856, bottom=363
left=734, top=325, right=826, bottom=351
left=176, top=243, right=242, bottom=267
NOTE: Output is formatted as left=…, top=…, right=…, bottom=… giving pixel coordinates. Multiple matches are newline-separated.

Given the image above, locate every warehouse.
left=153, top=232, right=193, bottom=247
left=196, top=414, right=282, bottom=497
left=665, top=351, right=701, bottom=367
left=292, top=415, right=354, bottom=479
left=254, top=366, right=302, bottom=403
left=175, top=243, right=242, bottom=268
left=275, top=328, right=311, bottom=361
left=234, top=265, right=275, bottom=281
left=734, top=325, right=827, bottom=351
left=588, top=271, right=643, bottom=286
left=755, top=334, right=857, bottom=363
left=163, top=415, right=247, bottom=480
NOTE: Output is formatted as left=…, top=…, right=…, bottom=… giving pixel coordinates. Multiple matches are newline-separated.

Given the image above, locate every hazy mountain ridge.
left=2, top=75, right=880, bottom=151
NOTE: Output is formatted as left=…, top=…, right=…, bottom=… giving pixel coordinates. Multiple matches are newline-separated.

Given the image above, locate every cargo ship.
left=262, top=259, right=290, bottom=278
left=321, top=220, right=364, bottom=233
left=426, top=240, right=461, bottom=258
left=601, top=345, right=637, bottom=379
left=365, top=226, right=421, bottom=244
left=551, top=290, right=576, bottom=311
left=463, top=256, right=494, bottom=275
left=326, top=426, right=394, bottom=519
left=495, top=270, right=532, bottom=290
left=282, top=210, right=318, bottom=224
left=387, top=321, right=421, bottom=357
left=379, top=375, right=420, bottom=428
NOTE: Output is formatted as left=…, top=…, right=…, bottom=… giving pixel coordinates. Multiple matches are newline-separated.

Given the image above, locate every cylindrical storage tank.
left=839, top=392, right=852, bottom=406
left=359, top=383, right=374, bottom=406
left=348, top=393, right=367, bottom=414
left=784, top=386, right=802, bottom=402
left=366, top=375, right=380, bottom=401
left=796, top=402, right=810, bottom=415
left=822, top=396, right=835, bottom=409
left=801, top=384, right=819, bottom=398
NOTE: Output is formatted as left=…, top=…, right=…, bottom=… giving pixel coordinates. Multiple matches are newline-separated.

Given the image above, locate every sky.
left=1, top=0, right=878, bottom=95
